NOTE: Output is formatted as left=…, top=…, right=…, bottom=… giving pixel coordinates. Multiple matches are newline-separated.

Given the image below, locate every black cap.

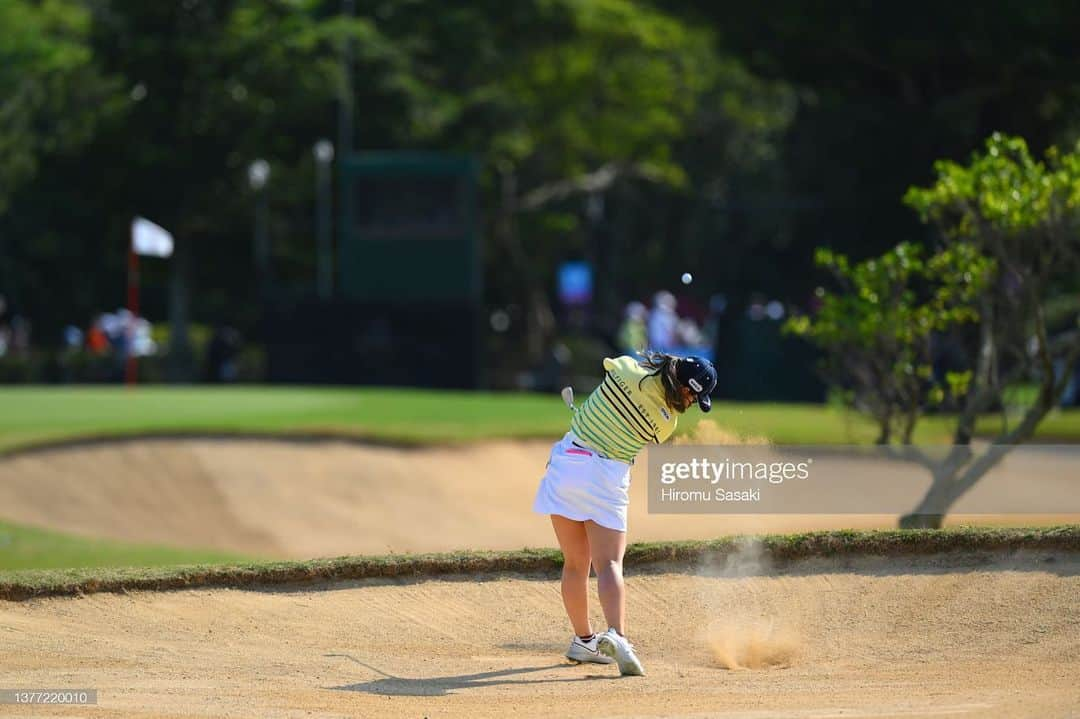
left=675, top=356, right=717, bottom=412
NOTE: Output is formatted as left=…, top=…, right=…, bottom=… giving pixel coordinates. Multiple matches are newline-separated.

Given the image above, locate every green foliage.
left=0, top=0, right=120, bottom=211
left=904, top=133, right=1080, bottom=281
left=487, top=0, right=719, bottom=184
left=900, top=132, right=1080, bottom=450
left=786, top=241, right=993, bottom=442
left=0, top=0, right=795, bottom=344
left=944, top=370, right=972, bottom=398
left=796, top=131, right=1080, bottom=452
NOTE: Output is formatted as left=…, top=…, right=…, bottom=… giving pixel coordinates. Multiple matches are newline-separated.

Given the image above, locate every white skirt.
left=532, top=431, right=632, bottom=532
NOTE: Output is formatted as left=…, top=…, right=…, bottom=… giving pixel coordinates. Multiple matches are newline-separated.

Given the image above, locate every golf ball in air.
left=681, top=272, right=693, bottom=285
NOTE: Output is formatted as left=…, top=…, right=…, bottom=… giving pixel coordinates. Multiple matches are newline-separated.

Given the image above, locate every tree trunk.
left=898, top=477, right=953, bottom=529
left=898, top=444, right=972, bottom=528
left=899, top=442, right=1015, bottom=528
left=900, top=301, right=997, bottom=528
left=898, top=511, right=945, bottom=529
left=899, top=331, right=1080, bottom=529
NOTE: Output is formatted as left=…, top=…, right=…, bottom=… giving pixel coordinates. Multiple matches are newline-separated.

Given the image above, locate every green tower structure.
left=338, top=152, right=480, bottom=304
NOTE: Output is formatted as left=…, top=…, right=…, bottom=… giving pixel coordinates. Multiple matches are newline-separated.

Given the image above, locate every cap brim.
left=698, top=395, right=712, bottom=413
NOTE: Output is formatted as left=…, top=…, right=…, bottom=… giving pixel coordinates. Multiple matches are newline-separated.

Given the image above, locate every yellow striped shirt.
left=570, top=356, right=679, bottom=463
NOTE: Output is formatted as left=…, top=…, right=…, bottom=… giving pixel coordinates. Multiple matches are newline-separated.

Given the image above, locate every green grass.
left=1, top=526, right=1075, bottom=601
left=0, top=385, right=917, bottom=453
left=0, top=519, right=249, bottom=571
left=3, top=386, right=1079, bottom=455
left=692, top=402, right=955, bottom=444
left=0, top=385, right=573, bottom=454
left=974, top=406, right=1080, bottom=441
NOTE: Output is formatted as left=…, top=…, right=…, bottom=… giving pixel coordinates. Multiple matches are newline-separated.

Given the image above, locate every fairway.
left=0, top=520, right=246, bottom=571
left=4, top=386, right=1080, bottom=459
left=3, top=551, right=1076, bottom=718
left=0, top=386, right=575, bottom=453
left=0, top=386, right=897, bottom=453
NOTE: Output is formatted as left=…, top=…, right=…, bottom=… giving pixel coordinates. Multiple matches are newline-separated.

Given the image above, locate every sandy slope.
left=1, top=553, right=1077, bottom=718
left=0, top=438, right=1076, bottom=558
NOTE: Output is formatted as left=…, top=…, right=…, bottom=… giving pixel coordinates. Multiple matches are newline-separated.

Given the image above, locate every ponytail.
left=637, top=350, right=691, bottom=412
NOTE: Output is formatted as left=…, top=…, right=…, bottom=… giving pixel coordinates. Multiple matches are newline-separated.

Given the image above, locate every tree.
left=348, top=0, right=792, bottom=363
left=662, top=0, right=1080, bottom=309
left=786, top=242, right=992, bottom=444
left=460, top=0, right=790, bottom=361
left=485, top=0, right=719, bottom=360
left=0, top=0, right=119, bottom=213
left=1, top=0, right=409, bottom=358
left=2, top=0, right=791, bottom=370
left=789, top=133, right=1080, bottom=527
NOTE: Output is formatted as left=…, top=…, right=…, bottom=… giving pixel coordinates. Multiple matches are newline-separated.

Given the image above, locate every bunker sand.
left=0, top=439, right=1075, bottom=558
left=2, top=554, right=1077, bottom=718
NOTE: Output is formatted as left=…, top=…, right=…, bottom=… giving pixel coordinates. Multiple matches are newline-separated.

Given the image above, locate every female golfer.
left=533, top=351, right=717, bottom=676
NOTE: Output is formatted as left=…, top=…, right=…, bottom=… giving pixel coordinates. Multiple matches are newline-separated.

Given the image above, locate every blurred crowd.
left=0, top=293, right=246, bottom=384
left=77, top=310, right=157, bottom=360
left=0, top=295, right=29, bottom=359
left=615, top=290, right=732, bottom=360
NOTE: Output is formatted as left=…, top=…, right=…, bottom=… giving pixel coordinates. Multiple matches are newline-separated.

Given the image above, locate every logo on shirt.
left=610, top=368, right=660, bottom=433
left=660, top=407, right=670, bottom=421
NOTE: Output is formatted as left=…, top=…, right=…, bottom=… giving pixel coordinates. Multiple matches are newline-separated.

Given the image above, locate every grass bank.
left=0, top=520, right=250, bottom=571
left=2, top=526, right=1074, bottom=602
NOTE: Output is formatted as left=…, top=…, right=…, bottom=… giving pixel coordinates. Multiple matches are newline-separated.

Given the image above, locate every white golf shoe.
left=597, top=628, right=645, bottom=676
left=565, top=634, right=614, bottom=664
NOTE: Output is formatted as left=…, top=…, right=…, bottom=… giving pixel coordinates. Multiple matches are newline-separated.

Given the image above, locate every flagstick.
left=127, top=216, right=174, bottom=386
left=125, top=243, right=139, bottom=387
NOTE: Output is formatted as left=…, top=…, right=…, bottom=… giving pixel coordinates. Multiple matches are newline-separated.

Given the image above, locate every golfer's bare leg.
left=584, top=520, right=628, bottom=635
left=550, top=514, right=593, bottom=637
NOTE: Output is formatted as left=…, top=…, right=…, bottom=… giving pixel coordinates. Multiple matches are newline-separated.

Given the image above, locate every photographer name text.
left=656, top=457, right=813, bottom=504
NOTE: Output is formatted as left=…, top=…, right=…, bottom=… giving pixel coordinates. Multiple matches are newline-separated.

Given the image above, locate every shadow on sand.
left=325, top=653, right=615, bottom=696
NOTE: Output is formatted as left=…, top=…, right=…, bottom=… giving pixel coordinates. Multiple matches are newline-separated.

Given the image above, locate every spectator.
left=1058, top=357, right=1080, bottom=407
left=10, top=315, right=30, bottom=356
left=703, top=293, right=728, bottom=349
left=616, top=302, right=648, bottom=356
left=676, top=317, right=705, bottom=348
left=0, top=295, right=9, bottom=357
left=130, top=317, right=157, bottom=357
left=63, top=325, right=84, bottom=350
left=205, top=325, right=242, bottom=383
left=647, top=291, right=678, bottom=351
left=86, top=315, right=109, bottom=354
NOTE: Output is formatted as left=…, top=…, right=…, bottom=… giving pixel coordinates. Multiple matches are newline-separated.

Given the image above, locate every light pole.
left=313, top=139, right=334, bottom=299
left=339, top=0, right=355, bottom=156
left=338, top=0, right=355, bottom=290
left=248, top=159, right=271, bottom=294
